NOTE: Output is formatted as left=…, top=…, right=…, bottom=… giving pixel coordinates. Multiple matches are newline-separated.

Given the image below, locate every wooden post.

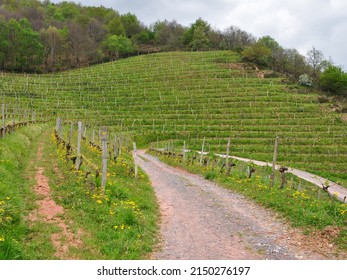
left=32, top=111, right=36, bottom=123
left=76, top=121, right=82, bottom=171
left=68, top=122, right=73, bottom=144
left=113, top=134, right=118, bottom=161
left=55, top=118, right=61, bottom=133
left=270, top=136, right=279, bottom=188
left=183, top=140, right=186, bottom=161
left=101, top=126, right=108, bottom=196
left=1, top=104, right=5, bottom=138
left=226, top=138, right=231, bottom=166
left=133, top=142, right=138, bottom=179
left=200, top=137, right=205, bottom=165
left=119, top=136, right=122, bottom=157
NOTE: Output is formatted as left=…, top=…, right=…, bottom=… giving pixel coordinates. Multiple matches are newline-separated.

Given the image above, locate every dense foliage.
left=0, top=0, right=346, bottom=96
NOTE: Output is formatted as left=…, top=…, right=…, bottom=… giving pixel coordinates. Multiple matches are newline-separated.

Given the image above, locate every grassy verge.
left=0, top=124, right=47, bottom=259
left=149, top=149, right=347, bottom=250
left=43, top=130, right=159, bottom=259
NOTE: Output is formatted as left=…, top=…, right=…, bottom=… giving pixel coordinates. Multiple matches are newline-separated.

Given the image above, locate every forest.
left=0, top=0, right=346, bottom=95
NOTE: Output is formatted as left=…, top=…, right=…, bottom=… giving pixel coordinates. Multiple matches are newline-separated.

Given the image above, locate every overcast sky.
left=51, top=0, right=347, bottom=68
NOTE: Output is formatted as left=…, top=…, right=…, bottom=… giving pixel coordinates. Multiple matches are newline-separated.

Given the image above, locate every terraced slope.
left=1, top=51, right=346, bottom=186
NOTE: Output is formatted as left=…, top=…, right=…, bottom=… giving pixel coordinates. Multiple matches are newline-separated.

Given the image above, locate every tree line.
left=0, top=0, right=346, bottom=96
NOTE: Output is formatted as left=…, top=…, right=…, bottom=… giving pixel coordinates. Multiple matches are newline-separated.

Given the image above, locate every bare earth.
left=27, top=141, right=83, bottom=259
left=135, top=150, right=346, bottom=260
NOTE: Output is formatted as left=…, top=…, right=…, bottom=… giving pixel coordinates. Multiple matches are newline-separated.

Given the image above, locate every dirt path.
left=136, top=150, right=344, bottom=260
left=27, top=137, right=83, bottom=259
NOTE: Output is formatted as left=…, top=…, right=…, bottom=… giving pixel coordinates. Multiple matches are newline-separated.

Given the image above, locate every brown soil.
left=27, top=142, right=83, bottom=259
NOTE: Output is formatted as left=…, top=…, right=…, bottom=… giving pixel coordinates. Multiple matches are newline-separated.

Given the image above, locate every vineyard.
left=1, top=51, right=346, bottom=186
left=1, top=51, right=347, bottom=259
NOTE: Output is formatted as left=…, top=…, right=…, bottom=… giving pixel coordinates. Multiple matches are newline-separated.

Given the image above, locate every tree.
left=222, top=26, right=255, bottom=51
left=282, top=48, right=308, bottom=79
left=67, top=21, right=91, bottom=65
left=258, top=35, right=280, bottom=51
left=153, top=20, right=185, bottom=49
left=6, top=18, right=43, bottom=71
left=320, top=64, right=347, bottom=95
left=190, top=24, right=210, bottom=51
left=183, top=18, right=211, bottom=50
left=121, top=13, right=142, bottom=38
left=242, top=42, right=272, bottom=67
left=87, top=18, right=107, bottom=62
left=104, top=35, right=133, bottom=60
left=40, top=26, right=63, bottom=70
left=107, top=15, right=125, bottom=36
left=0, top=17, right=10, bottom=69
left=306, top=47, right=325, bottom=79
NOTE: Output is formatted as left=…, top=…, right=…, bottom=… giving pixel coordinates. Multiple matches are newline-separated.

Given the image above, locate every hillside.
left=1, top=51, right=346, bottom=186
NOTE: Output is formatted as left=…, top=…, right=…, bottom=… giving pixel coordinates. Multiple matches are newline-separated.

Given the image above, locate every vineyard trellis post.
left=270, top=136, right=279, bottom=188
left=226, top=138, right=231, bottom=166
left=101, top=126, right=108, bottom=196
left=1, top=104, right=5, bottom=138
left=68, top=122, right=73, bottom=144
left=113, top=134, right=117, bottom=161
left=200, top=137, right=205, bottom=165
left=133, top=142, right=138, bottom=179
left=55, top=118, right=62, bottom=136
left=76, top=121, right=82, bottom=171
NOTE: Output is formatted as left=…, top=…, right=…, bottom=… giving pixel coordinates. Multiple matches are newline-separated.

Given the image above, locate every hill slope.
left=1, top=51, right=346, bottom=186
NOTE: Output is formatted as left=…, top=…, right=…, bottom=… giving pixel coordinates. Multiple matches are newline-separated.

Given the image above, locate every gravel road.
left=135, top=150, right=335, bottom=260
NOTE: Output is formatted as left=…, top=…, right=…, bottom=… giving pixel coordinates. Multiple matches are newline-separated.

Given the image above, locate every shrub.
left=298, top=74, right=313, bottom=87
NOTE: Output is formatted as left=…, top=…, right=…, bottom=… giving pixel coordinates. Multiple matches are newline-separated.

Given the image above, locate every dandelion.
left=114, top=225, right=118, bottom=230
left=96, top=199, right=102, bottom=204
left=0, top=236, right=4, bottom=242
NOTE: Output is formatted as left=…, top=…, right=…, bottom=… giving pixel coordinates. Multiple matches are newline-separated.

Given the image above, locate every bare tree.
left=40, top=26, right=63, bottom=70
left=306, top=47, right=325, bottom=79
left=67, top=21, right=91, bottom=66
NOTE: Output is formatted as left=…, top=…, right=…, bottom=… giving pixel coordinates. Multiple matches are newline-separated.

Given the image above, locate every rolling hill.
left=1, top=51, right=346, bottom=187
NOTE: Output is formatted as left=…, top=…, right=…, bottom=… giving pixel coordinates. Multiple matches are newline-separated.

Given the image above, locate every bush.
left=320, top=65, right=347, bottom=95
left=298, top=74, right=313, bottom=87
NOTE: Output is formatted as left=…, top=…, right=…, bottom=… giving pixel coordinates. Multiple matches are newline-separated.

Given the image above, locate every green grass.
left=45, top=129, right=159, bottom=259
left=1, top=123, right=159, bottom=260
left=0, top=124, right=47, bottom=259
left=150, top=149, right=347, bottom=248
